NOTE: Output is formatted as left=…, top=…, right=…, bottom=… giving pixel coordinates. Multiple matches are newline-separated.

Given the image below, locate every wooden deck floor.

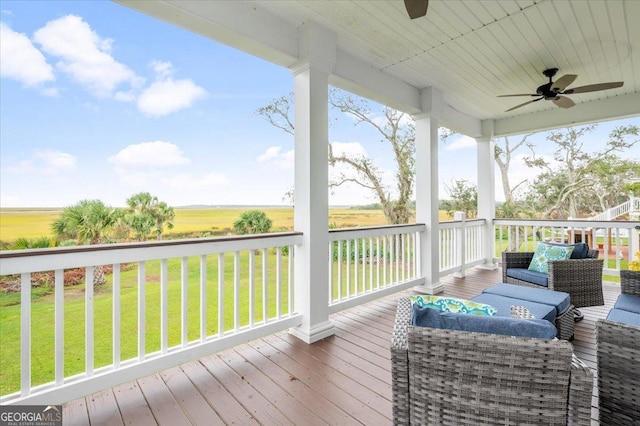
left=63, top=268, right=618, bottom=425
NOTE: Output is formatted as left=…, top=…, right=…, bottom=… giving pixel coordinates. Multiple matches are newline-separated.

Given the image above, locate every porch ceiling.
left=117, top=0, right=640, bottom=137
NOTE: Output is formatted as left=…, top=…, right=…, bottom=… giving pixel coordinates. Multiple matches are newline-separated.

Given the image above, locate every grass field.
left=0, top=207, right=431, bottom=244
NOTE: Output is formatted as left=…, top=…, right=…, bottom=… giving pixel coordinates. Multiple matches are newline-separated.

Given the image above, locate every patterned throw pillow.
left=410, top=295, right=497, bottom=316
left=528, top=242, right=574, bottom=273
left=511, top=305, right=536, bottom=319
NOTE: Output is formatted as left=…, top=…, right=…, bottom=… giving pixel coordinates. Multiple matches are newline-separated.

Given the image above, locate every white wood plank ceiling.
left=118, top=0, right=639, bottom=136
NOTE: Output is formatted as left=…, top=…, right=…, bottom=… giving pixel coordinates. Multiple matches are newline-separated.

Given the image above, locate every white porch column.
left=476, top=133, right=498, bottom=270
left=289, top=22, right=336, bottom=343
left=413, top=88, right=444, bottom=294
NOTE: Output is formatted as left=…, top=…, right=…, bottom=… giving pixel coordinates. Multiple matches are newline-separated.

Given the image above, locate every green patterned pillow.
left=409, top=295, right=497, bottom=316
left=528, top=242, right=574, bottom=273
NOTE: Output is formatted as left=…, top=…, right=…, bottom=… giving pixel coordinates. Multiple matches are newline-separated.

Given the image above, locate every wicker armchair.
left=391, top=298, right=593, bottom=425
left=596, top=270, right=640, bottom=425
left=501, top=250, right=604, bottom=308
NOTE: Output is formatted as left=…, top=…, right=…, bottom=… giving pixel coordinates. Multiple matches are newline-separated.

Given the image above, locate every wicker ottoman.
left=471, top=283, right=575, bottom=340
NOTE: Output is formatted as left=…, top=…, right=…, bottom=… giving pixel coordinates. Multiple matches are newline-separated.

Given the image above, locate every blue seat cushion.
left=411, top=303, right=557, bottom=339
left=471, top=293, right=557, bottom=323
left=483, top=283, right=572, bottom=316
left=606, top=308, right=640, bottom=327
left=547, top=242, right=590, bottom=259
left=613, top=293, right=640, bottom=315
left=506, top=268, right=549, bottom=287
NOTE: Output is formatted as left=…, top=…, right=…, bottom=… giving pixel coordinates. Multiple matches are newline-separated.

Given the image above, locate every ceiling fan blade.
left=505, top=97, right=543, bottom=112
left=564, top=82, right=623, bottom=94
left=551, top=74, right=577, bottom=91
left=497, top=94, right=538, bottom=97
left=404, top=0, right=429, bottom=19
left=552, top=96, right=575, bottom=109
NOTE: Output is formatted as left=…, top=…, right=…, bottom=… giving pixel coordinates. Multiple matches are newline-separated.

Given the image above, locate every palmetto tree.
left=51, top=199, right=118, bottom=285
left=125, top=192, right=175, bottom=241
left=233, top=210, right=273, bottom=235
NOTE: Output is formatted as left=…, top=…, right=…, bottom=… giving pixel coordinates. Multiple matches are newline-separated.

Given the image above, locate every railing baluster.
left=346, top=239, right=351, bottom=298
left=354, top=239, right=359, bottom=295
left=328, top=243, right=334, bottom=302
left=337, top=240, right=343, bottom=301
left=276, top=247, right=281, bottom=320
left=200, top=255, right=207, bottom=342
left=138, top=262, right=145, bottom=361
left=218, top=253, right=225, bottom=338
left=369, top=237, right=373, bottom=292
left=181, top=257, right=188, bottom=348
left=113, top=264, right=121, bottom=366
left=55, top=269, right=64, bottom=385
left=288, top=245, right=294, bottom=315
left=21, top=273, right=30, bottom=397
left=249, top=250, right=255, bottom=328
left=234, top=251, right=240, bottom=332
left=160, top=259, right=168, bottom=354
left=86, top=266, right=94, bottom=377
left=262, top=248, right=268, bottom=324
left=376, top=237, right=381, bottom=290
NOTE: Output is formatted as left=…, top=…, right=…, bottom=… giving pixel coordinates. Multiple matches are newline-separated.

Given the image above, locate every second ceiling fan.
left=498, top=68, right=624, bottom=112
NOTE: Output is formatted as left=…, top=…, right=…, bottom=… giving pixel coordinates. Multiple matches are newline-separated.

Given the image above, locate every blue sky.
left=1, top=1, right=638, bottom=208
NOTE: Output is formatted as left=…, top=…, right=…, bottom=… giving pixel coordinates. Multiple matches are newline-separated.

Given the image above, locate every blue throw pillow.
left=547, top=242, right=589, bottom=259
left=411, top=303, right=557, bottom=339
left=528, top=242, right=574, bottom=273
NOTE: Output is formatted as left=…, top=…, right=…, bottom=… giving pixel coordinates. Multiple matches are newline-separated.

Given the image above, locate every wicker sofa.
left=391, top=297, right=593, bottom=425
left=596, top=270, right=640, bottom=425
left=501, top=247, right=604, bottom=309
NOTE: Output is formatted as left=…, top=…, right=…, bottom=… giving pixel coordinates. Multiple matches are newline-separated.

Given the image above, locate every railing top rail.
left=0, top=232, right=304, bottom=275
left=493, top=219, right=639, bottom=228
left=0, top=231, right=304, bottom=259
left=328, top=223, right=425, bottom=240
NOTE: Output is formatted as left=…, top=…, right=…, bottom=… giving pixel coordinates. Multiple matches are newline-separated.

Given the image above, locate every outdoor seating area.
left=596, top=270, right=640, bottom=424
left=391, top=298, right=592, bottom=425
left=502, top=243, right=605, bottom=309
left=60, top=268, right=621, bottom=425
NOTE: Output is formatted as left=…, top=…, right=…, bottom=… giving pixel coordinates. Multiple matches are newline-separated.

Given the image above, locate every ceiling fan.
left=404, top=0, right=429, bottom=19
left=498, top=68, right=624, bottom=112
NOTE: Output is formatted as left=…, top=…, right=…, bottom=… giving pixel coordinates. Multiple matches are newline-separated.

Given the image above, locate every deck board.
left=63, top=268, right=617, bottom=425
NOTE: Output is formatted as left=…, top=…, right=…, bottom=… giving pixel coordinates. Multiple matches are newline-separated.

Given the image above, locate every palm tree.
left=51, top=199, right=118, bottom=285
left=152, top=201, right=175, bottom=240
left=124, top=192, right=175, bottom=241
left=233, top=210, right=273, bottom=235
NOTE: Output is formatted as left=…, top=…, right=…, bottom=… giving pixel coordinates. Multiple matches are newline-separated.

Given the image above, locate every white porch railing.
left=589, top=197, right=640, bottom=221
left=327, top=224, right=425, bottom=314
left=439, top=218, right=486, bottom=276
left=0, top=233, right=302, bottom=405
left=493, top=219, right=639, bottom=275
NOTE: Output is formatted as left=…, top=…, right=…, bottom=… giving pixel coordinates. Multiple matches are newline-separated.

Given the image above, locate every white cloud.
left=3, top=149, right=76, bottom=175
left=150, top=60, right=173, bottom=78
left=445, top=135, right=476, bottom=151
left=33, top=15, right=141, bottom=98
left=330, top=141, right=367, bottom=157
left=0, top=22, right=54, bottom=87
left=257, top=146, right=294, bottom=169
left=108, top=141, right=190, bottom=167
left=137, top=78, right=206, bottom=117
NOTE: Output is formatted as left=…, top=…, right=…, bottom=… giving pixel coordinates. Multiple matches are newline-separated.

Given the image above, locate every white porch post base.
left=413, top=282, right=445, bottom=294
left=476, top=262, right=498, bottom=271
left=289, top=321, right=336, bottom=344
